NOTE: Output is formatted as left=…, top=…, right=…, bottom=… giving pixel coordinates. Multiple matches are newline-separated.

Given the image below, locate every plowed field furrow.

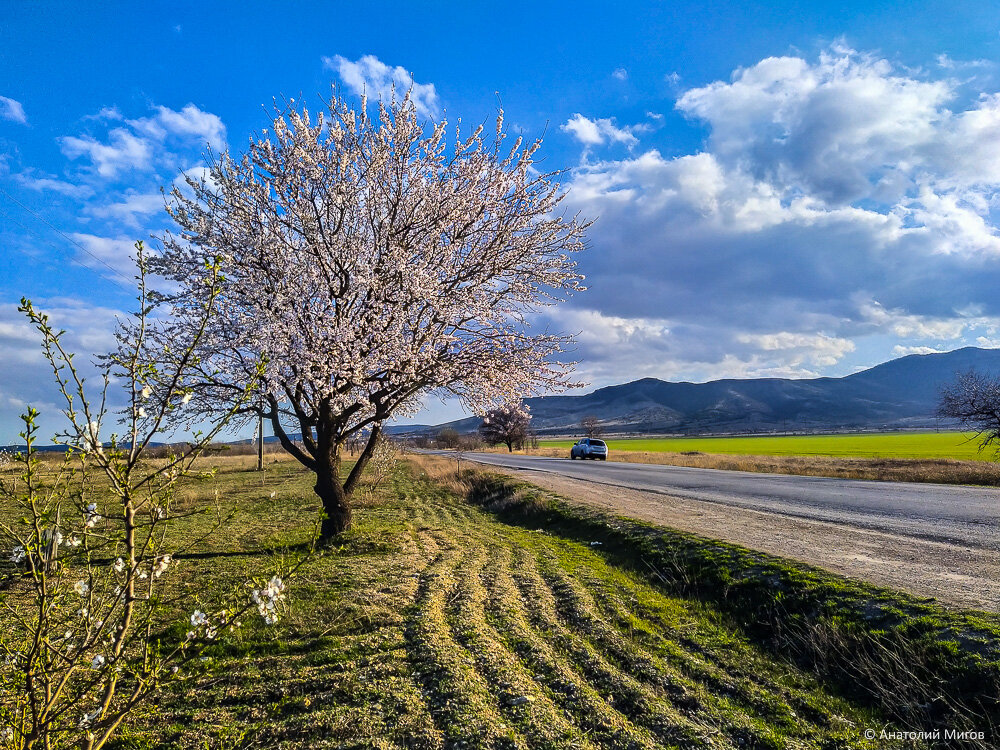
left=533, top=549, right=836, bottom=748
left=508, top=544, right=727, bottom=748
left=567, top=563, right=836, bottom=726
left=404, top=544, right=527, bottom=749
left=444, top=531, right=603, bottom=749
left=480, top=539, right=666, bottom=750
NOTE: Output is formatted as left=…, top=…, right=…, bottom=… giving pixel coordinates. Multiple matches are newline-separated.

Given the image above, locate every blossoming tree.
left=152, top=91, right=589, bottom=541
left=479, top=402, right=532, bottom=452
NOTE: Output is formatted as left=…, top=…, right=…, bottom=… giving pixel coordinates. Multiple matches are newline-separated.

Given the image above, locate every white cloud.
left=0, top=299, right=124, bottom=440
left=857, top=300, right=969, bottom=339
left=69, top=234, right=140, bottom=278
left=89, top=191, right=165, bottom=228
left=0, top=96, right=27, bottom=124
left=324, top=54, right=439, bottom=118
left=60, top=104, right=226, bottom=179
left=612, top=68, right=628, bottom=81
left=128, top=104, right=227, bottom=151
left=891, top=345, right=949, bottom=356
left=736, top=332, right=855, bottom=368
left=14, top=170, right=93, bottom=199
left=561, top=114, right=638, bottom=148
left=60, top=128, right=154, bottom=178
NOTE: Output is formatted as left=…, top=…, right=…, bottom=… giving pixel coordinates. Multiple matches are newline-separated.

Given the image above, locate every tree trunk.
left=314, top=424, right=352, bottom=541
left=506, top=440, right=513, bottom=452
left=315, top=456, right=352, bottom=540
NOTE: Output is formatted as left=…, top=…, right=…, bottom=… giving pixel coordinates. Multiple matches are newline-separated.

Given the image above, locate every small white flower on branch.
left=140, top=385, right=152, bottom=400
left=90, top=654, right=105, bottom=670
left=180, top=392, right=192, bottom=404
left=80, top=421, right=103, bottom=454
left=153, top=554, right=172, bottom=578
left=84, top=503, right=99, bottom=528
left=113, top=557, right=125, bottom=574
left=73, top=580, right=89, bottom=596
left=78, top=708, right=102, bottom=728
left=190, top=610, right=208, bottom=627
left=137, top=407, right=147, bottom=419
left=9, top=546, right=25, bottom=563
left=65, top=535, right=81, bottom=547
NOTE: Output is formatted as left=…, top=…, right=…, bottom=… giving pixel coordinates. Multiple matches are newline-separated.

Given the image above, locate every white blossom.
left=180, top=392, right=192, bottom=404
left=190, top=610, right=208, bottom=627
left=78, top=708, right=101, bottom=728
left=90, top=654, right=105, bottom=670
left=153, top=554, right=172, bottom=578
left=251, top=575, right=287, bottom=625
left=9, top=546, right=25, bottom=564
left=84, top=503, right=99, bottom=528
left=73, top=580, right=89, bottom=596
left=140, top=385, right=152, bottom=400
left=80, top=421, right=103, bottom=454
left=113, top=557, right=125, bottom=574
left=65, top=535, right=81, bottom=547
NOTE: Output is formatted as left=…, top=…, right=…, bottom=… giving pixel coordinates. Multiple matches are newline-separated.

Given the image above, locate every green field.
left=542, top=431, right=994, bottom=460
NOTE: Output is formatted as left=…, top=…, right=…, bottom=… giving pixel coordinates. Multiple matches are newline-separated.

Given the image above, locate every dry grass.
left=481, top=446, right=1000, bottom=485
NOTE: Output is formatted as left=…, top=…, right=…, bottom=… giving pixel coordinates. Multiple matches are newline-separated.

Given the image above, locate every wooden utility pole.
left=257, top=409, right=264, bottom=471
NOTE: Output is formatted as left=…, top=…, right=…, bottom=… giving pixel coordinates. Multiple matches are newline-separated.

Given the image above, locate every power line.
left=0, top=185, right=136, bottom=292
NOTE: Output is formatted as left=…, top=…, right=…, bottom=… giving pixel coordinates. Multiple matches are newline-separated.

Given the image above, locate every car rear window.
left=591, top=440, right=606, bottom=447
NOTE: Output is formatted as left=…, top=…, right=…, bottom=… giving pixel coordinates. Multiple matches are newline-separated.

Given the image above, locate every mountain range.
left=405, top=346, right=1000, bottom=436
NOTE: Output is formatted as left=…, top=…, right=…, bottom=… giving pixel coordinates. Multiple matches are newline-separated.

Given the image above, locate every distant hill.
left=425, top=346, right=1000, bottom=436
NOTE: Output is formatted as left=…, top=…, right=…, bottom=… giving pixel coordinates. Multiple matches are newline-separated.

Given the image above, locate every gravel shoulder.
left=480, top=465, right=1000, bottom=612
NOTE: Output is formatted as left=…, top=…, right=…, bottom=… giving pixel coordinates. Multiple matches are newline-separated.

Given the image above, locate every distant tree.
left=436, top=428, right=462, bottom=449
left=479, top=403, right=531, bottom=452
left=150, top=90, right=589, bottom=542
left=937, top=370, right=1000, bottom=454
left=581, top=415, right=604, bottom=438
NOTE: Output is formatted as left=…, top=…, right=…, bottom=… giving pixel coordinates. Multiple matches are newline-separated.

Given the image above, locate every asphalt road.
left=433, top=451, right=1000, bottom=551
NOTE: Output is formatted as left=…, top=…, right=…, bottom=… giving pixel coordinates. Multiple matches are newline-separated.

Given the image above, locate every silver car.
left=570, top=438, right=608, bottom=460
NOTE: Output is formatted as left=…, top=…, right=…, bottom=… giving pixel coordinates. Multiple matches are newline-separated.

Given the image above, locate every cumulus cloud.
left=324, top=54, right=439, bottom=118
left=69, top=233, right=140, bottom=280
left=89, top=191, right=165, bottom=228
left=612, top=68, right=628, bottom=81
left=555, top=47, right=1000, bottom=385
left=891, top=345, right=949, bottom=356
left=0, top=299, right=123, bottom=439
left=60, top=128, right=153, bottom=178
left=0, top=96, right=27, bottom=124
left=129, top=104, right=227, bottom=151
left=561, top=114, right=638, bottom=148
left=59, top=103, right=226, bottom=179
left=14, top=170, right=93, bottom=199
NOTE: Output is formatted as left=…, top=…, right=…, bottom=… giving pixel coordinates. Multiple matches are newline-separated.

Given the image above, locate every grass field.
left=541, top=431, right=991, bottom=461
left=1, top=454, right=957, bottom=748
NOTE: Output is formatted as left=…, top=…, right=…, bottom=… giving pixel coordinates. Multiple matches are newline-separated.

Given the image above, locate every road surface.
left=438, top=451, right=1000, bottom=551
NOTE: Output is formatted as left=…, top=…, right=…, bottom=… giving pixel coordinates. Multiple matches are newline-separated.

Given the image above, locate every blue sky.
left=4, top=1, right=1000, bottom=439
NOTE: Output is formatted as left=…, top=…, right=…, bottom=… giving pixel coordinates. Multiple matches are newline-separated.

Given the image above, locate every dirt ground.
left=487, top=467, right=1000, bottom=612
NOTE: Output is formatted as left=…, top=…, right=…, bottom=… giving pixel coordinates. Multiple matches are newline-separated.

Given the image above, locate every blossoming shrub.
left=0, top=247, right=307, bottom=750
